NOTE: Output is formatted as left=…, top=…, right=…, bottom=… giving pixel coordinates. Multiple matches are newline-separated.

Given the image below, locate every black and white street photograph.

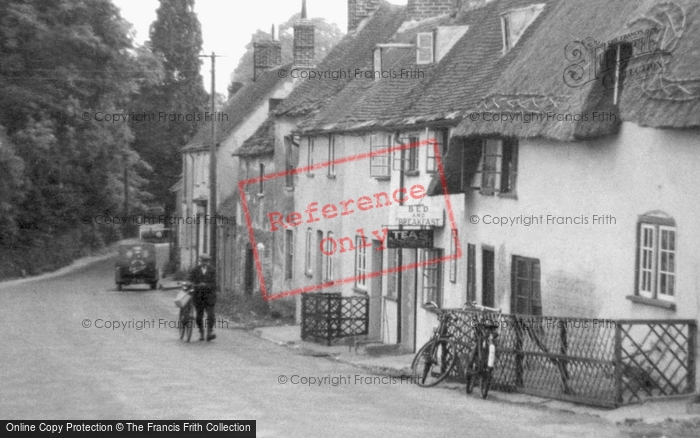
left=2, top=0, right=700, bottom=437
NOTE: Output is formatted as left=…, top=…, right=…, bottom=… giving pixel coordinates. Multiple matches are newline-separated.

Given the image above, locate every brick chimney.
left=407, top=0, right=459, bottom=21
left=348, top=0, right=382, bottom=33
left=253, top=24, right=282, bottom=81
left=293, top=0, right=315, bottom=69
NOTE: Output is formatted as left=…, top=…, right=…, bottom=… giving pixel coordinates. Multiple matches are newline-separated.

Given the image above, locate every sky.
left=113, top=0, right=408, bottom=94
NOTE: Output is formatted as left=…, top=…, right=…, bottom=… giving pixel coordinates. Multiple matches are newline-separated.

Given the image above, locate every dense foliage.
left=129, top=0, right=208, bottom=215
left=0, top=0, right=206, bottom=277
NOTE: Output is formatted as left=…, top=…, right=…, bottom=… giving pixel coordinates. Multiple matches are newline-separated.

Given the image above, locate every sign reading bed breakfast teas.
left=395, top=205, right=444, bottom=227
left=387, top=229, right=434, bottom=249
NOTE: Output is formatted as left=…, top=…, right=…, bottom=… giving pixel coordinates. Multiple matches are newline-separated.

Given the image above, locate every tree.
left=0, top=127, right=25, bottom=245
left=130, top=0, right=208, bottom=215
left=230, top=14, right=344, bottom=84
left=0, top=0, right=153, bottom=252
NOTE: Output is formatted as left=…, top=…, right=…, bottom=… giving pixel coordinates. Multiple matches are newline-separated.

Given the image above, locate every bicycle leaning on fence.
left=410, top=301, right=470, bottom=387
left=464, top=302, right=502, bottom=399
left=175, top=281, right=195, bottom=342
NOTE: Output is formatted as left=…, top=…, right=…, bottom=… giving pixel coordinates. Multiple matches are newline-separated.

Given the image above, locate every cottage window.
left=328, top=135, right=336, bottom=177
left=370, top=134, right=391, bottom=178
left=427, top=129, right=448, bottom=173
left=449, top=229, right=458, bottom=283
left=477, top=138, right=518, bottom=195
left=511, top=256, right=542, bottom=315
left=502, top=15, right=512, bottom=53
left=304, top=228, right=313, bottom=277
left=417, top=32, right=435, bottom=64
left=501, top=5, right=545, bottom=54
left=394, top=135, right=419, bottom=174
left=285, top=230, right=294, bottom=279
left=259, top=163, right=265, bottom=195
left=637, top=217, right=676, bottom=302
left=325, top=231, right=334, bottom=282
left=244, top=161, right=252, bottom=193
left=355, top=235, right=368, bottom=289
left=285, top=136, right=294, bottom=188
left=307, top=137, right=315, bottom=176
left=422, top=249, right=443, bottom=305
left=373, top=47, right=382, bottom=77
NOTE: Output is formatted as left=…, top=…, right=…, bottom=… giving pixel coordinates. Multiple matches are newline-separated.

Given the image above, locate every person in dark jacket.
left=189, top=253, right=217, bottom=341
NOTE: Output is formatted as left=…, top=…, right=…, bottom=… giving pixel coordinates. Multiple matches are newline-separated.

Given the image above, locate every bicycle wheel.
left=185, top=305, right=194, bottom=342
left=465, top=348, right=478, bottom=394
left=480, top=368, right=492, bottom=399
left=411, top=338, right=457, bottom=387
left=178, top=307, right=186, bottom=340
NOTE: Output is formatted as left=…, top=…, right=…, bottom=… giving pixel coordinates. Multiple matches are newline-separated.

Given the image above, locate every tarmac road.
left=0, top=245, right=626, bottom=437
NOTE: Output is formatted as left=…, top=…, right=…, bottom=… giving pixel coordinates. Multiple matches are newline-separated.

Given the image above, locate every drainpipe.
left=396, top=132, right=405, bottom=345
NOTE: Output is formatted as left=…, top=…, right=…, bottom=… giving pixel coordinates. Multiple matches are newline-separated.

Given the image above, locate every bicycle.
left=464, top=302, right=502, bottom=399
left=176, top=282, right=195, bottom=342
left=411, top=301, right=469, bottom=387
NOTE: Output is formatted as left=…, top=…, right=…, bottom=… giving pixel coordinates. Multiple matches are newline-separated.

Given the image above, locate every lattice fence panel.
left=617, top=320, right=696, bottom=404
left=301, top=293, right=369, bottom=345
left=444, top=310, right=696, bottom=408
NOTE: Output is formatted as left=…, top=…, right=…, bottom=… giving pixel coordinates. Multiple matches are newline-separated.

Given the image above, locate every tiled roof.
left=233, top=118, right=275, bottom=157
left=288, top=0, right=558, bottom=134
left=275, top=3, right=407, bottom=118
left=182, top=63, right=293, bottom=151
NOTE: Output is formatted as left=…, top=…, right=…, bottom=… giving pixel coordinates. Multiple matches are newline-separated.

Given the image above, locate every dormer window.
left=416, top=32, right=435, bottom=64
left=373, top=47, right=382, bottom=77
left=501, top=4, right=545, bottom=54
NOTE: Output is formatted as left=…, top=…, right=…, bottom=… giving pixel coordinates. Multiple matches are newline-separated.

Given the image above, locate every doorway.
left=368, top=240, right=383, bottom=340
left=482, top=247, right=495, bottom=307
left=244, top=244, right=254, bottom=296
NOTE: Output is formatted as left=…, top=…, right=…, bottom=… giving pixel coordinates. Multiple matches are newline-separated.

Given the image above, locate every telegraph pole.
left=200, top=51, right=224, bottom=266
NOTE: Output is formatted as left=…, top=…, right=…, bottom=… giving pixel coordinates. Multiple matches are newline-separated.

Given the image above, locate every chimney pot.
left=294, top=1, right=315, bottom=69
left=348, top=0, right=382, bottom=33
left=407, top=0, right=459, bottom=21
left=254, top=35, right=283, bottom=81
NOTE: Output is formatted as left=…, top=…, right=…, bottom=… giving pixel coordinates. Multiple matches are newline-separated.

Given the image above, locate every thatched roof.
left=454, top=0, right=700, bottom=141
left=284, top=0, right=559, bottom=134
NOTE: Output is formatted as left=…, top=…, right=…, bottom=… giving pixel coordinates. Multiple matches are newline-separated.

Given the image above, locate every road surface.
left=0, top=246, right=626, bottom=437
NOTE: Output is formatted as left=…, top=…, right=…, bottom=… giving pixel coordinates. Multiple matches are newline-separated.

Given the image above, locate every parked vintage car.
left=139, top=224, right=170, bottom=243
left=115, top=243, right=159, bottom=290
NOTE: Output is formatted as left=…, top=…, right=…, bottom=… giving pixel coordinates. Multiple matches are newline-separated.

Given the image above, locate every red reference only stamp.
left=239, top=138, right=459, bottom=301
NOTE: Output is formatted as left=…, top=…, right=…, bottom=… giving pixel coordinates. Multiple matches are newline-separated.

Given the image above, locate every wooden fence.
left=446, top=310, right=696, bottom=407
left=301, top=293, right=369, bottom=346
